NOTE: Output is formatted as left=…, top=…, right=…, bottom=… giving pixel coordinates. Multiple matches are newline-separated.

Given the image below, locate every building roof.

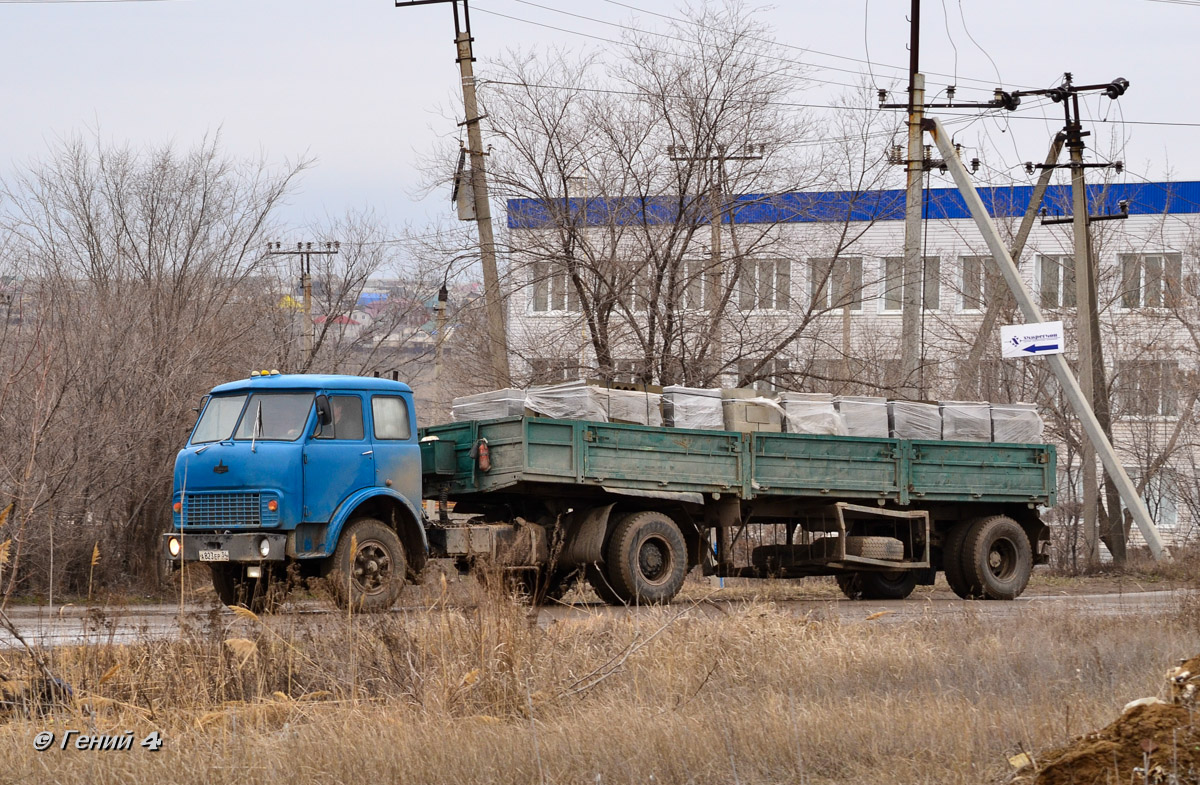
left=508, top=180, right=1200, bottom=228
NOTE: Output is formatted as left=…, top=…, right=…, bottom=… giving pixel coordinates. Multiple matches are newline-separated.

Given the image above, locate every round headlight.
left=258, top=538, right=271, bottom=558
left=168, top=537, right=181, bottom=557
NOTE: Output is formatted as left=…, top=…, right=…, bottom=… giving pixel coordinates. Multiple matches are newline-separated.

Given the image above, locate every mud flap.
left=555, top=503, right=616, bottom=568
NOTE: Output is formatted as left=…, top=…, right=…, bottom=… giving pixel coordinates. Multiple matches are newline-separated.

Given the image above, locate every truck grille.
left=180, top=493, right=278, bottom=528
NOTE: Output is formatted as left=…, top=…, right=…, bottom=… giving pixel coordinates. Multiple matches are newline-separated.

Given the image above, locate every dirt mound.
left=1014, top=657, right=1200, bottom=785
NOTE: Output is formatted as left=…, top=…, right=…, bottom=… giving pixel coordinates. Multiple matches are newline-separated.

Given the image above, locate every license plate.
left=198, top=549, right=230, bottom=562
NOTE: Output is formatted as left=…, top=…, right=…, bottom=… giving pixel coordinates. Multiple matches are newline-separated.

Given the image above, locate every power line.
left=0, top=0, right=180, bottom=4
left=599, top=0, right=1039, bottom=91
left=478, top=0, right=1008, bottom=99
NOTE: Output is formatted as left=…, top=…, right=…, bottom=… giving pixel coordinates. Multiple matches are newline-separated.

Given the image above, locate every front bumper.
left=163, top=532, right=288, bottom=564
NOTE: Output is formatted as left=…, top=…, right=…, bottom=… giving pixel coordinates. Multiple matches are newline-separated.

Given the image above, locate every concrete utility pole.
left=398, top=0, right=510, bottom=387
left=267, top=241, right=340, bottom=369
left=926, top=117, right=1170, bottom=562
left=900, top=0, right=925, bottom=399
left=1066, top=93, right=1100, bottom=566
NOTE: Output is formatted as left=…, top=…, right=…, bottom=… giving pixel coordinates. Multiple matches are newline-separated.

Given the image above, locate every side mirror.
left=316, top=395, right=332, bottom=427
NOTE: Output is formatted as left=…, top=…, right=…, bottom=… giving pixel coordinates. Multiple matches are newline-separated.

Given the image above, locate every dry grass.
left=0, top=579, right=1195, bottom=784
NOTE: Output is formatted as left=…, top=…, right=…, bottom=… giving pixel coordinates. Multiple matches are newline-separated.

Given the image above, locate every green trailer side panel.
left=908, top=441, right=1056, bottom=505
left=581, top=422, right=743, bottom=494
left=420, top=417, right=1056, bottom=509
left=749, top=433, right=906, bottom=503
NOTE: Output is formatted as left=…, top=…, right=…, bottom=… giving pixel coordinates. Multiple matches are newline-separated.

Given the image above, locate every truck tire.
left=960, top=515, right=1032, bottom=600
left=836, top=571, right=918, bottom=600
left=210, top=564, right=288, bottom=614
left=941, top=522, right=973, bottom=599
left=604, top=511, right=688, bottom=604
left=328, top=518, right=407, bottom=612
left=843, top=535, right=905, bottom=561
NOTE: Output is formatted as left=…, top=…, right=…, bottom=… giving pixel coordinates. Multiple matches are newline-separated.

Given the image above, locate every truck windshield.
left=233, top=393, right=314, bottom=442
left=191, top=395, right=248, bottom=444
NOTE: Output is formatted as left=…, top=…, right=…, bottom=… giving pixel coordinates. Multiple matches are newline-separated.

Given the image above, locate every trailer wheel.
left=836, top=571, right=918, bottom=600
left=941, top=522, right=973, bottom=599
left=328, top=518, right=407, bottom=612
left=605, top=511, right=688, bottom=604
left=210, top=564, right=288, bottom=614
left=960, top=515, right=1032, bottom=600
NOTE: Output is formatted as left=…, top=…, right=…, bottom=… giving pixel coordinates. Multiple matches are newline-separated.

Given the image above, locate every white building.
left=502, top=179, right=1200, bottom=553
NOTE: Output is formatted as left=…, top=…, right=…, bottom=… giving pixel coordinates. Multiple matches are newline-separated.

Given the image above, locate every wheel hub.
left=637, top=537, right=670, bottom=584
left=352, top=542, right=390, bottom=594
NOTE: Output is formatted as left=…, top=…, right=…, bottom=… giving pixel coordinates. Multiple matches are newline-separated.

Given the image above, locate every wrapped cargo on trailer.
left=779, top=392, right=847, bottom=436
left=888, top=400, right=942, bottom=440
left=941, top=400, right=992, bottom=441
left=525, top=380, right=609, bottom=422
left=451, top=388, right=526, bottom=421
left=722, top=388, right=784, bottom=433
left=662, top=386, right=724, bottom=430
left=834, top=395, right=889, bottom=437
left=991, top=402, right=1044, bottom=443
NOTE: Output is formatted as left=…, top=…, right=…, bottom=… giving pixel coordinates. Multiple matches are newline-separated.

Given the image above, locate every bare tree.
left=0, top=133, right=306, bottom=594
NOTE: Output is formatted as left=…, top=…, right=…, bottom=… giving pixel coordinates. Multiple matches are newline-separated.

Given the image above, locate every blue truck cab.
left=164, top=372, right=428, bottom=611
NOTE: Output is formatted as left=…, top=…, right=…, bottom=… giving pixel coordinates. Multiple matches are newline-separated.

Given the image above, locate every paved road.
left=0, top=589, right=1182, bottom=649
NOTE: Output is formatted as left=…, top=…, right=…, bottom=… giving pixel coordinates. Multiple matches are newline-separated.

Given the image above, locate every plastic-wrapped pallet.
left=524, top=380, right=609, bottom=422
left=592, top=387, right=663, bottom=427
left=833, top=396, right=889, bottom=437
left=991, top=402, right=1044, bottom=443
left=940, top=400, right=992, bottom=441
left=779, top=392, right=848, bottom=436
left=451, top=388, right=527, bottom=421
left=662, top=386, right=724, bottom=430
left=888, top=400, right=942, bottom=440
left=721, top=388, right=784, bottom=433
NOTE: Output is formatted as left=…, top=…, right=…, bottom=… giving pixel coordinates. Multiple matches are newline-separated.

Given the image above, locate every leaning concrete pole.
left=925, top=117, right=1170, bottom=561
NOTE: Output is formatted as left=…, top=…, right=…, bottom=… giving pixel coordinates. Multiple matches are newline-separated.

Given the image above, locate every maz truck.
left=164, top=372, right=1056, bottom=611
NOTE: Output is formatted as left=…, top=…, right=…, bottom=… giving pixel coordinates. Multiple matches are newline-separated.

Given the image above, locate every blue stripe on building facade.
left=507, top=180, right=1200, bottom=229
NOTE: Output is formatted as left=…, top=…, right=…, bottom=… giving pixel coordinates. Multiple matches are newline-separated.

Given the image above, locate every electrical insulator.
left=971, top=158, right=981, bottom=173
left=877, top=88, right=888, bottom=106
left=1024, top=162, right=1035, bottom=175
left=1115, top=161, right=1124, bottom=174
left=1104, top=78, right=1130, bottom=99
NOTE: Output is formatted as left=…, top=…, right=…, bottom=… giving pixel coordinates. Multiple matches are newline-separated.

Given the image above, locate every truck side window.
left=314, top=395, right=364, bottom=440
left=371, top=396, right=411, bottom=440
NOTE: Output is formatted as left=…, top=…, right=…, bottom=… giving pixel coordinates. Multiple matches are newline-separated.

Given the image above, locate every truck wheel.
left=210, top=564, right=288, bottom=614
left=941, top=522, right=973, bottom=599
left=329, top=518, right=407, bottom=612
left=605, top=511, right=688, bottom=604
left=585, top=564, right=626, bottom=606
left=836, top=571, right=918, bottom=600
left=960, top=515, right=1032, bottom=600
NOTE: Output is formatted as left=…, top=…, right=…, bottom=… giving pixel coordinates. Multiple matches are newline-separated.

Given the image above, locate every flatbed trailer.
left=419, top=415, right=1055, bottom=603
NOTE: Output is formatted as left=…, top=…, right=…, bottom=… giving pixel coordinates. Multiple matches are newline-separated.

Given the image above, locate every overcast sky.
left=2, top=0, right=1194, bottom=234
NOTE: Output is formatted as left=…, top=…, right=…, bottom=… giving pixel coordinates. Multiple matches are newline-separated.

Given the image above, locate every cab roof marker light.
left=250, top=370, right=261, bottom=377
left=270, top=369, right=281, bottom=376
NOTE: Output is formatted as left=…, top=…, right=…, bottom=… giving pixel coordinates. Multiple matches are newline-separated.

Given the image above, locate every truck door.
left=302, top=393, right=375, bottom=522
left=368, top=394, right=421, bottom=505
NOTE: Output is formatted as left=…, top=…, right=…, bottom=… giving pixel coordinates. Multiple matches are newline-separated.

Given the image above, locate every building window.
left=529, top=357, right=582, bottom=385
left=810, top=256, right=863, bottom=312
left=737, top=358, right=791, bottom=392
left=882, top=256, right=939, bottom=312
left=1120, top=253, right=1181, bottom=309
left=739, top=259, right=790, bottom=311
left=530, top=261, right=579, bottom=313
left=1124, top=471, right=1179, bottom=530
left=960, top=255, right=1002, bottom=312
left=1037, top=255, right=1075, bottom=309
left=683, top=260, right=720, bottom=311
left=1115, top=359, right=1178, bottom=417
